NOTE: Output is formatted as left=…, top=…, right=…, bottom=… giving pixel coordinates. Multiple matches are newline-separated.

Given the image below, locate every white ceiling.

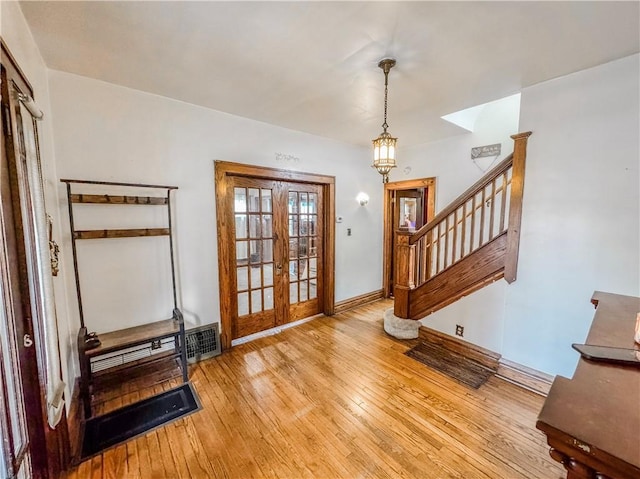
left=19, top=1, right=640, bottom=148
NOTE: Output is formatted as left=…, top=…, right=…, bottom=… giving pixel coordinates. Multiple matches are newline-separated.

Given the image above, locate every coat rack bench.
left=61, top=179, right=188, bottom=419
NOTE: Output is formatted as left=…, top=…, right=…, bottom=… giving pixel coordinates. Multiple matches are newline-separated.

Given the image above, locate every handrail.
left=394, top=132, right=532, bottom=319
left=409, top=153, right=514, bottom=245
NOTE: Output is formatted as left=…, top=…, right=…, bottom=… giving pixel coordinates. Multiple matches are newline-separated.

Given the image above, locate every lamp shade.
left=372, top=131, right=397, bottom=182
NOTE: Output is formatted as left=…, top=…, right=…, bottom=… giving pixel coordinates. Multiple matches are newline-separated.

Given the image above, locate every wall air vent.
left=186, top=324, right=221, bottom=363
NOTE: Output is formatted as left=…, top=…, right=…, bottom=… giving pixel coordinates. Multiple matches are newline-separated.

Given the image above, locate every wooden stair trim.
left=418, top=325, right=501, bottom=371
left=504, top=132, right=532, bottom=283
left=406, top=233, right=507, bottom=319
left=393, top=132, right=531, bottom=322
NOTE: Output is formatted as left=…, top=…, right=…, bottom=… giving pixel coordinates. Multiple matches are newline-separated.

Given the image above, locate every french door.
left=231, top=178, right=322, bottom=339
left=215, top=162, right=335, bottom=349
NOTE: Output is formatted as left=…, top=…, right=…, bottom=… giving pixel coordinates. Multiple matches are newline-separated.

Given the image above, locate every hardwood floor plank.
left=167, top=418, right=214, bottom=478
left=102, top=444, right=126, bottom=479
left=145, top=428, right=165, bottom=478
left=124, top=439, right=139, bottom=479
left=89, top=455, right=102, bottom=479
left=64, top=299, right=563, bottom=479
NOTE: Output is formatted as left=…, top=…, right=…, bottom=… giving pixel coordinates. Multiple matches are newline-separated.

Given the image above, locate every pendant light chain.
left=382, top=70, right=389, bottom=132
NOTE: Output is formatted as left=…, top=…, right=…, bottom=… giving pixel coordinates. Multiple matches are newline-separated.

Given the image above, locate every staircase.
left=393, top=132, right=532, bottom=320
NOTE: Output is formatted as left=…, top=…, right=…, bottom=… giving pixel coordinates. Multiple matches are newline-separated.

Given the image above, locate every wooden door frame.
left=214, top=161, right=335, bottom=350
left=383, top=177, right=436, bottom=298
left=1, top=40, right=69, bottom=478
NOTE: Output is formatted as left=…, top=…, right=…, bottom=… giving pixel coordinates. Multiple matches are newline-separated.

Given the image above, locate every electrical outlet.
left=151, top=339, right=162, bottom=350
left=455, top=325, right=464, bottom=337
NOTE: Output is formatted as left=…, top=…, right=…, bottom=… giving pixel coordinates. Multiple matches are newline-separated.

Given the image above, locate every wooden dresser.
left=536, top=291, right=640, bottom=479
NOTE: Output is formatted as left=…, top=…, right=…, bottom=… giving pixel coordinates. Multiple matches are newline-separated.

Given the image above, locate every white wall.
left=47, top=70, right=383, bottom=359
left=505, top=54, right=640, bottom=378
left=398, top=55, right=640, bottom=379
left=1, top=2, right=75, bottom=405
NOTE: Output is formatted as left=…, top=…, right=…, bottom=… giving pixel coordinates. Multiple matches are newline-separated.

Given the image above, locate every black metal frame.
left=61, top=179, right=187, bottom=419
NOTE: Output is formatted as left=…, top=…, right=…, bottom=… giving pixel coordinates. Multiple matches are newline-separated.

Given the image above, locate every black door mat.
left=81, top=382, right=200, bottom=459
left=405, top=342, right=494, bottom=389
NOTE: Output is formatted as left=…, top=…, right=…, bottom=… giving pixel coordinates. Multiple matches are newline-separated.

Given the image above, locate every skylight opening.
left=441, top=93, right=521, bottom=132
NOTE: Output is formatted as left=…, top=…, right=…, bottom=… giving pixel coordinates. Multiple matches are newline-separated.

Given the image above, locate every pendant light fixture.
left=372, top=58, right=397, bottom=183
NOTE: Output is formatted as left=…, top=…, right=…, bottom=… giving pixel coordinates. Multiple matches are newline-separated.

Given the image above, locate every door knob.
left=275, top=262, right=282, bottom=275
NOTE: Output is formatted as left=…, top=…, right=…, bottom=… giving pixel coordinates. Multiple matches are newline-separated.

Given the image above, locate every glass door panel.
left=232, top=183, right=276, bottom=335
left=287, top=185, right=321, bottom=321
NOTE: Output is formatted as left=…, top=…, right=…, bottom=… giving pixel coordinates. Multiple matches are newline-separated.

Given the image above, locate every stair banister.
left=393, top=132, right=532, bottom=320
left=407, top=154, right=514, bottom=246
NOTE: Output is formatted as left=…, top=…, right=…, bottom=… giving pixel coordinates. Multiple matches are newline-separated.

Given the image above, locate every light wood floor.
left=64, top=299, right=564, bottom=479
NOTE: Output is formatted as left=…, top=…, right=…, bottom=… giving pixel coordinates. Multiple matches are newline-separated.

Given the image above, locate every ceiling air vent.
left=186, top=324, right=221, bottom=363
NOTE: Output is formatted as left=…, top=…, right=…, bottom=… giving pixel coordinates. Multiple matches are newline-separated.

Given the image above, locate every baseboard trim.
left=334, top=289, right=385, bottom=314
left=496, top=358, right=554, bottom=397
left=417, top=326, right=553, bottom=395
left=418, top=326, right=501, bottom=371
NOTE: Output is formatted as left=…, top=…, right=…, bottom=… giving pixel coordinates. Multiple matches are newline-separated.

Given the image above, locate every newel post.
left=394, top=230, right=415, bottom=318
left=504, top=131, right=532, bottom=283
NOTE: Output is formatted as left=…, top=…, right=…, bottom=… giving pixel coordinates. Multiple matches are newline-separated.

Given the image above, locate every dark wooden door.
left=0, top=86, right=35, bottom=479
left=228, top=178, right=323, bottom=341
left=389, top=189, right=423, bottom=296
left=1, top=43, right=68, bottom=478
left=383, top=179, right=436, bottom=298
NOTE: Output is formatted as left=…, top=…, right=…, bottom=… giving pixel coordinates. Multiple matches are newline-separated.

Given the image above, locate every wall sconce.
left=356, top=192, right=369, bottom=206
